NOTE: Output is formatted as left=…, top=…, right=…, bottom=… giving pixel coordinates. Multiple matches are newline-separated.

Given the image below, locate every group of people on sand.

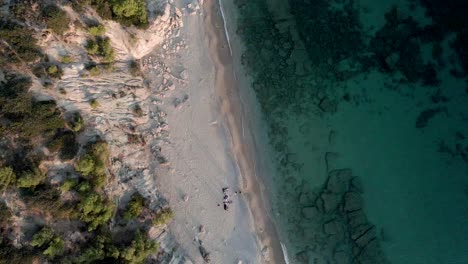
left=218, top=187, right=241, bottom=211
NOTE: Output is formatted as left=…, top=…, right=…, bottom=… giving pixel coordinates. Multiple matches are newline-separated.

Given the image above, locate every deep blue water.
left=230, top=0, right=468, bottom=263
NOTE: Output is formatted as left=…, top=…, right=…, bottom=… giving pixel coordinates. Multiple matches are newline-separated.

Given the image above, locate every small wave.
left=217, top=0, right=233, bottom=56
left=280, top=242, right=290, bottom=264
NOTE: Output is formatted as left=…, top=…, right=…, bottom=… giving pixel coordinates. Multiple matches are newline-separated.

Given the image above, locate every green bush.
left=31, top=227, right=55, bottom=247
left=60, top=179, right=78, bottom=192
left=90, top=99, right=100, bottom=109
left=86, top=0, right=148, bottom=28
left=1, top=79, right=65, bottom=140
left=110, top=0, right=149, bottom=28
left=86, top=39, right=99, bottom=55
left=43, top=236, right=64, bottom=258
left=0, top=201, right=11, bottom=224
left=15, top=101, right=65, bottom=139
left=31, top=227, right=64, bottom=258
left=47, top=132, right=78, bottom=160
left=46, top=65, right=63, bottom=79
left=97, top=37, right=115, bottom=62
left=76, top=154, right=95, bottom=176
left=61, top=55, right=74, bottom=63
left=67, top=112, right=84, bottom=132
left=16, top=167, right=46, bottom=188
left=88, top=24, right=106, bottom=36
left=152, top=208, right=173, bottom=226
left=124, top=192, right=145, bottom=220
left=129, top=60, right=141, bottom=77
left=76, top=181, right=92, bottom=193
left=0, top=20, right=41, bottom=63
left=88, top=65, right=102, bottom=76
left=132, top=104, right=143, bottom=117
left=78, top=192, right=115, bottom=231
left=86, top=37, right=115, bottom=62
left=42, top=5, right=70, bottom=35
left=120, top=230, right=158, bottom=264
left=0, top=167, right=16, bottom=192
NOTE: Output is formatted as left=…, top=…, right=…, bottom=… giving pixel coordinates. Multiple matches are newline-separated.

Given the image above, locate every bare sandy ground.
left=154, top=0, right=286, bottom=263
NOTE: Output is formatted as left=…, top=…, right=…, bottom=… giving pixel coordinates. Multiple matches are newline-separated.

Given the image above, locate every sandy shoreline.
left=203, top=0, right=286, bottom=263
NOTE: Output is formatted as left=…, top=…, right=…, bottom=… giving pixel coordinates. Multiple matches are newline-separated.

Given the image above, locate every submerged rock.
left=302, top=206, right=319, bottom=219
left=321, top=192, right=341, bottom=212
left=319, top=97, right=337, bottom=113
left=415, top=107, right=445, bottom=128
left=344, top=192, right=362, bottom=212
left=327, top=169, right=353, bottom=193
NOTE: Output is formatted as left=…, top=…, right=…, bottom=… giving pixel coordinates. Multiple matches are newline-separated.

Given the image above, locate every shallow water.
left=228, top=0, right=468, bottom=263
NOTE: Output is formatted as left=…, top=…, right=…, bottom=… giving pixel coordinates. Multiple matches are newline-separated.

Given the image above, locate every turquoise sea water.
left=230, top=0, right=468, bottom=263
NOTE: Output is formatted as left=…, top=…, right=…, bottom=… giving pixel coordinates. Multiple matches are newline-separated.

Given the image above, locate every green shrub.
left=124, top=192, right=145, bottom=220
left=43, top=236, right=64, bottom=258
left=110, top=0, right=149, bottom=28
left=97, top=37, right=115, bottom=62
left=47, top=132, right=78, bottom=160
left=60, top=179, right=78, bottom=192
left=15, top=100, right=65, bottom=139
left=0, top=167, right=16, bottom=192
left=46, top=65, right=63, bottom=79
left=0, top=201, right=11, bottom=224
left=75, top=141, right=109, bottom=188
left=31, top=227, right=54, bottom=247
left=90, top=99, right=100, bottom=109
left=120, top=231, right=158, bottom=264
left=88, top=65, right=102, bottom=76
left=86, top=37, right=115, bottom=62
left=132, top=104, right=143, bottom=117
left=86, top=0, right=148, bottom=28
left=21, top=184, right=71, bottom=217
left=76, top=154, right=95, bottom=176
left=0, top=20, right=41, bottom=62
left=42, top=5, right=70, bottom=35
left=88, top=24, right=106, bottom=36
left=67, top=112, right=84, bottom=132
left=31, top=227, right=64, bottom=258
left=129, top=60, right=141, bottom=77
left=16, top=167, right=46, bottom=188
left=86, top=39, right=99, bottom=55
left=152, top=208, right=173, bottom=226
left=76, top=181, right=92, bottom=193
left=78, top=192, right=115, bottom=231
left=61, top=55, right=74, bottom=63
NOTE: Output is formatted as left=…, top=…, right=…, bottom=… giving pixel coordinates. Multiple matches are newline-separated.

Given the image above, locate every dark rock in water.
left=333, top=250, right=350, bottom=264
left=344, top=192, right=362, bottom=212
left=321, top=192, right=341, bottom=212
left=319, top=97, right=337, bottom=113
left=323, top=219, right=343, bottom=235
left=315, top=194, right=325, bottom=212
left=327, top=169, right=353, bottom=193
left=302, top=206, right=319, bottom=219
left=350, top=176, right=364, bottom=193
left=347, top=209, right=368, bottom=229
left=355, top=239, right=388, bottom=264
left=351, top=224, right=374, bottom=242
left=415, top=107, right=444, bottom=128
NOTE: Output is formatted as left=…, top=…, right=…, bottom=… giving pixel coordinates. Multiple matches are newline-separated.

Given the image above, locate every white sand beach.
left=153, top=0, right=286, bottom=263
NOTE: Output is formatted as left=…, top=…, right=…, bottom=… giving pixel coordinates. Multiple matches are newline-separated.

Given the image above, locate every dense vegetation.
left=0, top=71, right=171, bottom=263
left=0, top=1, right=172, bottom=262
left=41, top=4, right=70, bottom=35
left=74, top=0, right=149, bottom=28
left=0, top=20, right=41, bottom=64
